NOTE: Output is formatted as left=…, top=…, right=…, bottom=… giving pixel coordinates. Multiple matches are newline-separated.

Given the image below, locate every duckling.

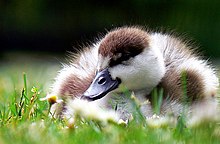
left=50, top=26, right=219, bottom=121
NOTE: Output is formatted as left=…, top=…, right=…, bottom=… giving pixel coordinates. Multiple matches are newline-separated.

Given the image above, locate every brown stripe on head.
left=99, top=27, right=150, bottom=67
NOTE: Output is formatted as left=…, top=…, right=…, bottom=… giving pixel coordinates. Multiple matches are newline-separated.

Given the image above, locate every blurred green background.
left=1, top=0, right=220, bottom=57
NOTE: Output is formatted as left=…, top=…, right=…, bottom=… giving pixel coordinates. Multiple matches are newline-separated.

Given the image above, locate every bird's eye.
left=121, top=53, right=130, bottom=61
left=109, top=53, right=132, bottom=67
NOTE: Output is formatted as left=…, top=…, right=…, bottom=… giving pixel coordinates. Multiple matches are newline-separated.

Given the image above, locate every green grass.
left=0, top=56, right=220, bottom=144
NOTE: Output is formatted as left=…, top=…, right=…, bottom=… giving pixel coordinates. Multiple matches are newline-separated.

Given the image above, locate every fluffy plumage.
left=50, top=26, right=219, bottom=120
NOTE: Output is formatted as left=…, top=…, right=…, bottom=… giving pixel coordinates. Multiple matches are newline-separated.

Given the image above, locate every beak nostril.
left=98, top=77, right=106, bottom=85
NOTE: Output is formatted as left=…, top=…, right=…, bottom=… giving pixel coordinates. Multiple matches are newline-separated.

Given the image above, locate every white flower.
left=40, top=94, right=63, bottom=105
left=118, top=119, right=128, bottom=126
left=65, top=99, right=119, bottom=125
left=146, top=114, right=169, bottom=128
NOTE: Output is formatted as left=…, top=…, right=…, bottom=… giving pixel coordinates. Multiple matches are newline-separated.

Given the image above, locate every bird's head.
left=82, top=27, right=165, bottom=101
